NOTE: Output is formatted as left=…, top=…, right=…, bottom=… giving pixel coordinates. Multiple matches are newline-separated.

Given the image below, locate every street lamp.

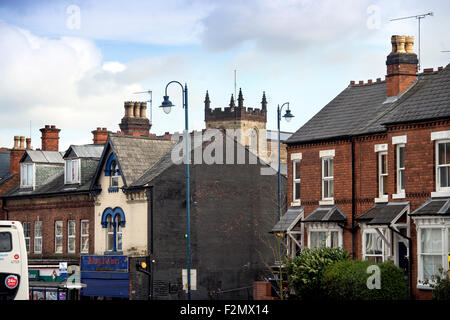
left=277, top=103, right=294, bottom=222
left=159, top=81, right=191, bottom=300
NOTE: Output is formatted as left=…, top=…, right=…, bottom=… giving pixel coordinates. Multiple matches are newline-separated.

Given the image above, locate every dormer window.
left=65, top=159, right=80, bottom=184
left=20, top=163, right=34, bottom=188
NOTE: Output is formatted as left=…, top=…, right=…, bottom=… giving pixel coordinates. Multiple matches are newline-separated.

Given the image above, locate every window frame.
left=378, top=151, right=388, bottom=198
left=23, top=222, right=31, bottom=253
left=65, top=158, right=81, bottom=184
left=321, top=157, right=334, bottom=201
left=417, top=226, right=448, bottom=285
left=80, top=220, right=89, bottom=254
left=34, top=221, right=42, bottom=254
left=308, top=227, right=342, bottom=249
left=293, top=159, right=301, bottom=203
left=68, top=220, right=76, bottom=254
left=396, top=144, right=405, bottom=195
left=436, top=140, right=450, bottom=193
left=20, top=163, right=35, bottom=188
left=362, top=228, right=386, bottom=263
left=54, top=221, right=63, bottom=254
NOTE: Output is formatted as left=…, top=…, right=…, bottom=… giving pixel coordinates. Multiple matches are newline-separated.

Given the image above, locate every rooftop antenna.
left=133, top=90, right=153, bottom=124
left=390, top=12, right=433, bottom=71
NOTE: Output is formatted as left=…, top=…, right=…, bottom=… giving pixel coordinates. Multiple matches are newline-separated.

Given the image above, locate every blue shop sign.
left=81, top=255, right=129, bottom=272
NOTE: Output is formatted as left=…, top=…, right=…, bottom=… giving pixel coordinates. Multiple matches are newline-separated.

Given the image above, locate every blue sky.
left=0, top=0, right=449, bottom=150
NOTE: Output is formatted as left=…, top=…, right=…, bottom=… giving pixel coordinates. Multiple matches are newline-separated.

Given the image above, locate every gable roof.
left=93, top=134, right=175, bottom=187
left=286, top=64, right=450, bottom=145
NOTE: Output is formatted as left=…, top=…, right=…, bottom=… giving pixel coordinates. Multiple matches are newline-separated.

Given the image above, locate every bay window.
left=309, top=229, right=340, bottom=249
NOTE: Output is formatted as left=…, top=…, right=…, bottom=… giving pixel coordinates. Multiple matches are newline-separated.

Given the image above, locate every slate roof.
left=382, top=66, right=450, bottom=125
left=64, top=144, right=104, bottom=159
left=107, top=134, right=175, bottom=186
left=409, top=198, right=450, bottom=216
left=302, top=205, right=346, bottom=223
left=286, top=64, right=450, bottom=144
left=356, top=202, right=408, bottom=225
left=271, top=206, right=303, bottom=233
left=22, top=150, right=65, bottom=164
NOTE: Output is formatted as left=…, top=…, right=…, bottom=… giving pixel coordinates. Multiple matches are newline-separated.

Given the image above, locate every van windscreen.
left=0, top=232, right=12, bottom=252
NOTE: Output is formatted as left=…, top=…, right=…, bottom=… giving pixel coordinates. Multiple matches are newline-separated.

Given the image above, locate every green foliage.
left=322, top=259, right=408, bottom=300
left=423, top=269, right=450, bottom=300
left=286, top=247, right=350, bottom=300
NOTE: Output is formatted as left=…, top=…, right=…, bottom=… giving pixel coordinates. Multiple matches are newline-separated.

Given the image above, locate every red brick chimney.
left=40, top=125, right=60, bottom=151
left=92, top=127, right=109, bottom=144
left=9, top=136, right=25, bottom=175
left=386, top=35, right=418, bottom=97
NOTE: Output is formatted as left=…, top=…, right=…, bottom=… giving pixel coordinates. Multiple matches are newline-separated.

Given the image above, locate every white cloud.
left=0, top=21, right=190, bottom=150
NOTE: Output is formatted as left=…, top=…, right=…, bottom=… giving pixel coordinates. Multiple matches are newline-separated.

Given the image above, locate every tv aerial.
left=133, top=90, right=153, bottom=124
left=390, top=12, right=433, bottom=71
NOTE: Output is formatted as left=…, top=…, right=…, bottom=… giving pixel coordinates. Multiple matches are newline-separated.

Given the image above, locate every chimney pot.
left=438, top=66, right=443, bottom=71
left=376, top=78, right=381, bottom=83
left=26, top=138, right=31, bottom=150
left=350, top=80, right=355, bottom=86
left=368, top=79, right=373, bottom=84
left=359, top=80, right=364, bottom=85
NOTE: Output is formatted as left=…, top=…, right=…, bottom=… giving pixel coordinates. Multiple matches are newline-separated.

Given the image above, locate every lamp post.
left=159, top=81, right=191, bottom=300
left=277, top=103, right=294, bottom=223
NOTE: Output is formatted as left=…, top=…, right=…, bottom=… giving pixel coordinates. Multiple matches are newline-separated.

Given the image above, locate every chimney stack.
left=40, top=125, right=60, bottom=151
left=119, top=101, right=151, bottom=136
left=9, top=136, right=26, bottom=175
left=92, top=127, right=109, bottom=144
left=386, top=35, right=418, bottom=97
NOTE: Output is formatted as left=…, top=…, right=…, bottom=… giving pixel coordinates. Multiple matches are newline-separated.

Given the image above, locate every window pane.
left=81, top=221, right=89, bottom=235
left=35, top=222, right=42, bottom=237
left=68, top=221, right=75, bottom=236
left=329, top=179, right=334, bottom=198
left=324, top=180, right=329, bottom=198
left=399, top=169, right=405, bottom=191
left=295, top=161, right=301, bottom=180
left=21, top=166, right=27, bottom=185
left=421, top=229, right=442, bottom=254
left=439, top=167, right=449, bottom=188
left=66, top=160, right=72, bottom=182
left=382, top=175, right=388, bottom=195
left=329, top=159, right=333, bottom=176
left=323, top=160, right=328, bottom=177
left=438, top=143, right=449, bottom=165
left=27, top=164, right=33, bottom=185
left=399, top=146, right=405, bottom=168
left=310, top=232, right=326, bottom=249
left=111, top=176, right=119, bottom=187
left=0, top=232, right=12, bottom=252
left=81, top=237, right=89, bottom=253
left=294, top=182, right=300, bottom=200
left=330, top=231, right=339, bottom=248
left=72, top=160, right=79, bottom=182
left=423, top=255, right=443, bottom=281
left=381, top=154, right=387, bottom=174
left=365, top=232, right=383, bottom=255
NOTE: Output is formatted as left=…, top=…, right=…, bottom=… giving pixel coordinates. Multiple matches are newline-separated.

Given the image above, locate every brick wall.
left=286, top=119, right=450, bottom=299
left=3, top=193, right=95, bottom=257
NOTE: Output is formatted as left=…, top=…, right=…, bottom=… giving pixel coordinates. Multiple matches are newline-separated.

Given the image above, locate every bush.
left=322, top=259, right=408, bottom=300
left=286, top=247, right=350, bottom=300
left=423, top=269, right=450, bottom=300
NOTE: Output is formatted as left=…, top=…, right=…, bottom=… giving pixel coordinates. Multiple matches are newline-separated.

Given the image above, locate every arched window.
left=101, top=207, right=126, bottom=253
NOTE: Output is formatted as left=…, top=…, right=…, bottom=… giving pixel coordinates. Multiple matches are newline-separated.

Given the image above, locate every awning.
left=271, top=206, right=303, bottom=233
left=302, top=205, right=346, bottom=223
left=409, top=198, right=450, bottom=216
left=356, top=202, right=408, bottom=225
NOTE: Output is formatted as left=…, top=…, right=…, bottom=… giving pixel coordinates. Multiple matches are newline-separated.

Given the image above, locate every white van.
left=0, top=221, right=29, bottom=300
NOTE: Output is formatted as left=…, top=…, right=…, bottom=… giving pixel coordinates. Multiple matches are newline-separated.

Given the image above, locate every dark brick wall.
left=149, top=156, right=282, bottom=300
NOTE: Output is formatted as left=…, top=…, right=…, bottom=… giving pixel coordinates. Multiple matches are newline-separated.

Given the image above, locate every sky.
left=0, top=0, right=449, bottom=151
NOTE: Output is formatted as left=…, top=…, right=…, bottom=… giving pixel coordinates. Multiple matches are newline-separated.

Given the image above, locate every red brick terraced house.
left=280, top=35, right=450, bottom=300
